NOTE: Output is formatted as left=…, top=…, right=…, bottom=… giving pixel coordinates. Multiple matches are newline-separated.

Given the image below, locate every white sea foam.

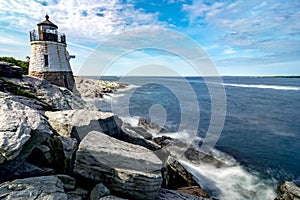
left=120, top=116, right=140, bottom=126
left=221, top=83, right=300, bottom=91
left=180, top=160, right=276, bottom=200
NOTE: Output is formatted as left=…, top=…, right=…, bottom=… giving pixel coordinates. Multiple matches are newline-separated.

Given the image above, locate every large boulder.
left=161, top=156, right=209, bottom=198
left=0, top=62, right=22, bottom=79
left=74, top=131, right=163, bottom=200
left=0, top=94, right=53, bottom=163
left=45, top=110, right=122, bottom=141
left=275, top=181, right=300, bottom=200
left=0, top=175, right=68, bottom=199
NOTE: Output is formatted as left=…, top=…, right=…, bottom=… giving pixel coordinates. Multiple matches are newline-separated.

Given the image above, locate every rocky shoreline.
left=0, top=61, right=299, bottom=200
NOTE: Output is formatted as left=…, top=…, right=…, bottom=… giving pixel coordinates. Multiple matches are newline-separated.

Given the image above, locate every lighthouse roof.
left=37, top=15, right=58, bottom=28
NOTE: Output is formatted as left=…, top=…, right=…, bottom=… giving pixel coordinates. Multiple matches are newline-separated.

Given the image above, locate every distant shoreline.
left=259, top=76, right=300, bottom=78
left=77, top=75, right=300, bottom=79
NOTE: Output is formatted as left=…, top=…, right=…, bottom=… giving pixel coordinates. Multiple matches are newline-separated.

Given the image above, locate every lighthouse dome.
left=37, top=15, right=58, bottom=28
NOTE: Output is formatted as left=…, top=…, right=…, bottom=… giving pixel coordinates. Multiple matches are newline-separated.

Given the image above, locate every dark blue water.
left=97, top=76, right=300, bottom=186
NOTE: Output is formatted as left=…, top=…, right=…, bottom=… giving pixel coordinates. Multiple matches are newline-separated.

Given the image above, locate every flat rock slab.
left=45, top=110, right=121, bottom=141
left=74, top=131, right=163, bottom=200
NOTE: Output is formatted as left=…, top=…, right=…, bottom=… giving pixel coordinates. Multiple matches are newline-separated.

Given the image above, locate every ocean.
left=92, top=76, right=300, bottom=200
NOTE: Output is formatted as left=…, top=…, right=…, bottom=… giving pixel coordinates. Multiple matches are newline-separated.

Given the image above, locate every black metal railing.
left=29, top=30, right=66, bottom=43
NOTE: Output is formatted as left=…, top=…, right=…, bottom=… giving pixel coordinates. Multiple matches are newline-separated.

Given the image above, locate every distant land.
left=260, top=76, right=300, bottom=78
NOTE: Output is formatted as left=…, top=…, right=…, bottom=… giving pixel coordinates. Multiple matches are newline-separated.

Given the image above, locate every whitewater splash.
left=180, top=160, right=276, bottom=200
left=160, top=132, right=277, bottom=200
left=221, top=83, right=300, bottom=91
left=118, top=116, right=278, bottom=200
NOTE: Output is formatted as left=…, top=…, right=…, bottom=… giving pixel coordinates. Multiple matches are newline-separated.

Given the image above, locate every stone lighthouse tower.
left=29, top=15, right=75, bottom=91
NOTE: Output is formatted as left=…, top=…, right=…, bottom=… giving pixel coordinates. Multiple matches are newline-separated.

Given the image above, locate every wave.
left=221, top=83, right=300, bottom=91
left=180, top=160, right=276, bottom=200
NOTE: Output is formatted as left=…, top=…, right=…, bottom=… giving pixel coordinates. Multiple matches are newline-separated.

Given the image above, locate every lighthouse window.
left=44, top=55, right=49, bottom=66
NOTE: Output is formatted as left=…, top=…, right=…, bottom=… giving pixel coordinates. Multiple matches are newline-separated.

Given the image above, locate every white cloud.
left=223, top=48, right=236, bottom=55
left=0, top=0, right=165, bottom=43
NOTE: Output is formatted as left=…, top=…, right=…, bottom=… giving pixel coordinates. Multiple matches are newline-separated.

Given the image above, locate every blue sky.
left=0, top=0, right=299, bottom=76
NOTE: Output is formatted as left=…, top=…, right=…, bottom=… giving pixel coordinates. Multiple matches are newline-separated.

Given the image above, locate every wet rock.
left=56, top=174, right=76, bottom=191
left=122, top=123, right=153, bottom=140
left=67, top=187, right=89, bottom=200
left=177, top=186, right=210, bottom=198
left=275, top=181, right=300, bottom=200
left=121, top=124, right=161, bottom=151
left=74, top=131, right=163, bottom=200
left=0, top=62, right=22, bottom=78
left=45, top=110, right=122, bottom=141
left=58, top=136, right=78, bottom=174
left=161, top=156, right=209, bottom=198
left=157, top=188, right=209, bottom=200
left=90, top=183, right=110, bottom=199
left=99, top=196, right=128, bottom=200
left=153, top=136, right=226, bottom=167
left=162, top=156, right=199, bottom=189
left=138, top=118, right=168, bottom=133
left=0, top=175, right=68, bottom=199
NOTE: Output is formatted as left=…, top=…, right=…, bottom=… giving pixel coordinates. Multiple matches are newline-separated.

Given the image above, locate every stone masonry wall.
left=29, top=71, right=75, bottom=91
left=29, top=41, right=72, bottom=72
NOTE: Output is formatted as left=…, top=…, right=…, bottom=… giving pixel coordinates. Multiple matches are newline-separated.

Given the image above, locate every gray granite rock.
left=121, top=124, right=161, bottom=151
left=275, top=181, right=300, bottom=200
left=0, top=175, right=68, bottom=199
left=74, top=131, right=163, bottom=200
left=0, top=94, right=53, bottom=163
left=90, top=183, right=110, bottom=200
left=99, top=196, right=128, bottom=200
left=157, top=188, right=209, bottom=200
left=6, top=75, right=91, bottom=110
left=67, top=187, right=89, bottom=200
left=56, top=174, right=76, bottom=191
left=45, top=110, right=122, bottom=141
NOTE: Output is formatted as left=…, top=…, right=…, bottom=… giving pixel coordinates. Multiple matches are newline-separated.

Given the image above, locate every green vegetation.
left=0, top=77, right=36, bottom=99
left=0, top=56, right=29, bottom=74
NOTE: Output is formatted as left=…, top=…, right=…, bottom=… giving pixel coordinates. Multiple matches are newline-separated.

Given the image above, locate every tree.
left=0, top=56, right=29, bottom=75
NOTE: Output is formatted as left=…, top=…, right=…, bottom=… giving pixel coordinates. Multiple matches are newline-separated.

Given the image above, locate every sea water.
left=93, top=76, right=300, bottom=200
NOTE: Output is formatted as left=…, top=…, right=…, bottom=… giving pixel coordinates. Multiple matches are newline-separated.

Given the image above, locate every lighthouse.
left=29, top=15, right=75, bottom=91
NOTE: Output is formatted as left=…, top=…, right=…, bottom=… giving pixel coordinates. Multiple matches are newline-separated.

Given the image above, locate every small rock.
left=138, top=118, right=168, bottom=133
left=90, top=183, right=110, bottom=200
left=56, top=174, right=76, bottom=191
left=121, top=124, right=161, bottom=151
left=177, top=186, right=210, bottom=198
left=99, top=196, right=128, bottom=200
left=67, top=187, right=89, bottom=200
left=157, top=188, right=209, bottom=200
left=275, top=181, right=300, bottom=200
